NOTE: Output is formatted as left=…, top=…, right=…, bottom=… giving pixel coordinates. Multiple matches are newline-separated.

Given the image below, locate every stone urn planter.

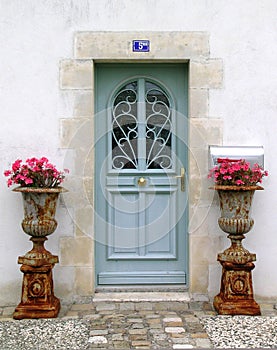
left=13, top=187, right=67, bottom=320
left=213, top=185, right=263, bottom=315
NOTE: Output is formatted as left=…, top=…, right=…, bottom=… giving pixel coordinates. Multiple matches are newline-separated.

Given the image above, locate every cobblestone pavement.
left=69, top=293, right=215, bottom=349
left=0, top=292, right=277, bottom=349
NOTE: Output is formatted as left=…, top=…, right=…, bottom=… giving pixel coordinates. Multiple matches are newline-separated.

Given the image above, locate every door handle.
left=175, top=167, right=185, bottom=191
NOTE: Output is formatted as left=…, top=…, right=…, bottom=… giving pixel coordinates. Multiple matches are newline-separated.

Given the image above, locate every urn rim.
left=210, top=185, right=264, bottom=191
left=12, top=186, right=68, bottom=193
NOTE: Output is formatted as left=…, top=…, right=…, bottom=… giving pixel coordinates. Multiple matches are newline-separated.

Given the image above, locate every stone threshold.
left=93, top=291, right=193, bottom=303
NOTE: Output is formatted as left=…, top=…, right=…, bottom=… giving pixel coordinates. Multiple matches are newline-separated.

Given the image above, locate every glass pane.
left=112, top=82, right=138, bottom=169
left=145, top=81, right=172, bottom=169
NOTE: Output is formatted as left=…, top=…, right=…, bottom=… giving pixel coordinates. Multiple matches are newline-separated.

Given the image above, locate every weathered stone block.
left=88, top=336, right=107, bottom=344
left=75, top=205, right=94, bottom=237
left=163, top=317, right=183, bottom=327
left=190, top=59, right=223, bottom=89
left=60, top=59, right=93, bottom=89
left=73, top=91, right=94, bottom=116
left=71, top=303, right=94, bottom=311
left=135, top=302, right=153, bottom=311
left=190, top=236, right=220, bottom=265
left=129, top=329, right=147, bottom=335
left=95, top=303, right=116, bottom=312
left=131, top=340, right=151, bottom=347
left=189, top=88, right=209, bottom=118
left=165, top=326, right=186, bottom=333
left=189, top=118, right=223, bottom=149
left=60, top=117, right=91, bottom=148
left=190, top=264, right=209, bottom=294
left=189, top=204, right=211, bottom=236
left=60, top=236, right=93, bottom=266
left=119, top=302, right=135, bottom=311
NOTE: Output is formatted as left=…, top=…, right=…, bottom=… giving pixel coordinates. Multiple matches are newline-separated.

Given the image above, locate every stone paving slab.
left=0, top=293, right=277, bottom=349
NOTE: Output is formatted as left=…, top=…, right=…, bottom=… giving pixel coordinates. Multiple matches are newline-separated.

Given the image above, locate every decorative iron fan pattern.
left=112, top=79, right=172, bottom=170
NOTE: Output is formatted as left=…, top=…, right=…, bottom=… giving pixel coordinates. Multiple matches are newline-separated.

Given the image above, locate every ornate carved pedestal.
left=13, top=187, right=65, bottom=319
left=213, top=185, right=262, bottom=316
left=13, top=237, right=60, bottom=319
left=214, top=237, right=261, bottom=315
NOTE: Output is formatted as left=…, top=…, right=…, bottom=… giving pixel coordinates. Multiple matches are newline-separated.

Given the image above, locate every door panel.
left=95, top=63, right=188, bottom=285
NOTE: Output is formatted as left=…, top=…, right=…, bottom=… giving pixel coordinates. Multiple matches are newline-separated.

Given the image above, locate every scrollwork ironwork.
left=145, top=85, right=172, bottom=169
left=111, top=80, right=172, bottom=170
left=112, top=84, right=138, bottom=169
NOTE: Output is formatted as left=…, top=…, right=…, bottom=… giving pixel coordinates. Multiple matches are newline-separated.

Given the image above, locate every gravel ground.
left=0, top=318, right=90, bottom=350
left=201, top=316, right=277, bottom=349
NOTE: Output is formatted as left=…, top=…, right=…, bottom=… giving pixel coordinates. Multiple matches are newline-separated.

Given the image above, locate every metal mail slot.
left=209, top=145, right=264, bottom=168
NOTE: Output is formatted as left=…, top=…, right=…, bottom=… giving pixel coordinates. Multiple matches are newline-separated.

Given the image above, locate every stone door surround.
left=59, top=31, right=223, bottom=297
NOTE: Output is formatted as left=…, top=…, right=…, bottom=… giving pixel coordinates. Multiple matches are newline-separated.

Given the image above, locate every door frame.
left=60, top=31, right=224, bottom=296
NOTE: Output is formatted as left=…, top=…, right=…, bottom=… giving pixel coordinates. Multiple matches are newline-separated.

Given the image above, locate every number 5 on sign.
left=132, top=40, right=150, bottom=52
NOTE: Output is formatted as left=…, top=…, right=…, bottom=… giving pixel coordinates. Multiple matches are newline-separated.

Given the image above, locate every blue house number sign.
left=132, top=40, right=150, bottom=52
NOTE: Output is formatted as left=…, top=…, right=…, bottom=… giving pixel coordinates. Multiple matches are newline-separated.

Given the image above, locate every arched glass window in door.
left=111, top=78, right=173, bottom=171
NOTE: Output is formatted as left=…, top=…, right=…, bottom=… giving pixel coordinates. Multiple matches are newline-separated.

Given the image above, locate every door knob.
left=175, top=167, right=185, bottom=191
left=138, top=177, right=146, bottom=186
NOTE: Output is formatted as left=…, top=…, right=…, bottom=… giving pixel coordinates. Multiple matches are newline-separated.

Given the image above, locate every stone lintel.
left=74, top=31, right=210, bottom=59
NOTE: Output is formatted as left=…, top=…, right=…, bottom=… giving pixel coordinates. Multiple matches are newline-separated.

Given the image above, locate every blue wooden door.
left=95, top=63, right=188, bottom=285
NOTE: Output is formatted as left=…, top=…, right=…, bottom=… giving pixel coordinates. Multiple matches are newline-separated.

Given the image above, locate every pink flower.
left=236, top=180, right=245, bottom=185
left=24, top=178, right=33, bottom=185
left=208, top=158, right=268, bottom=186
left=220, top=168, right=228, bottom=174
left=26, top=158, right=36, bottom=166
left=3, top=156, right=69, bottom=188
left=12, top=159, right=22, bottom=172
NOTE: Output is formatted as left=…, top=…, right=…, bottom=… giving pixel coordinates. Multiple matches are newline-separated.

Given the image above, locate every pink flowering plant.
left=4, top=157, right=69, bottom=188
left=208, top=158, right=268, bottom=186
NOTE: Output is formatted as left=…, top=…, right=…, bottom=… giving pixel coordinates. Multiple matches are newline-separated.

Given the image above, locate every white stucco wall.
left=0, top=0, right=276, bottom=305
